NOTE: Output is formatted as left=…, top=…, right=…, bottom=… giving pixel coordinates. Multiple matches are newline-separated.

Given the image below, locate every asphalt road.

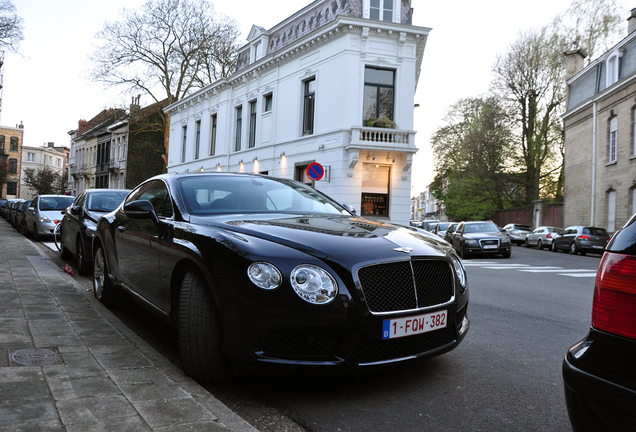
left=40, top=240, right=601, bottom=432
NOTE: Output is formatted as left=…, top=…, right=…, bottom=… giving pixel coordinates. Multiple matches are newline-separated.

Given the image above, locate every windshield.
left=178, top=175, right=350, bottom=216
left=437, top=222, right=451, bottom=231
left=464, top=222, right=499, bottom=233
left=39, top=196, right=75, bottom=211
left=87, top=191, right=129, bottom=212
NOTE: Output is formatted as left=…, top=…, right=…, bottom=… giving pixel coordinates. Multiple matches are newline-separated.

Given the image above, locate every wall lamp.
left=253, top=156, right=258, bottom=162
left=280, top=151, right=286, bottom=157
left=239, top=159, right=244, bottom=164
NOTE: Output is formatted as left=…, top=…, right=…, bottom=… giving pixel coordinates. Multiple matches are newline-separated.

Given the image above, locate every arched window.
left=606, top=50, right=622, bottom=87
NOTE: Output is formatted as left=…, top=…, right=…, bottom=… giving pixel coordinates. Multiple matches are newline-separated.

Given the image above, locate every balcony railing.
left=350, top=127, right=415, bottom=148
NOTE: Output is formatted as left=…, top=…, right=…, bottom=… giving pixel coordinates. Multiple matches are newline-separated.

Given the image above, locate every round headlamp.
left=290, top=264, right=338, bottom=304
left=247, top=262, right=282, bottom=290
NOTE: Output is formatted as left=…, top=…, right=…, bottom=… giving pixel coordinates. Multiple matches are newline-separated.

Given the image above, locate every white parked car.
left=525, top=226, right=563, bottom=250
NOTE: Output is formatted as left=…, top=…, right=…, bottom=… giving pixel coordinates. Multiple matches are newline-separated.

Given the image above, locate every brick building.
left=0, top=123, right=24, bottom=199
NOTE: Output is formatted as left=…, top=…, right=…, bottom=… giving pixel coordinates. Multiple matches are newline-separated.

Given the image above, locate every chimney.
left=565, top=49, right=587, bottom=81
left=130, top=95, right=141, bottom=114
left=47, top=142, right=54, bottom=148
left=629, top=8, right=636, bottom=34
left=78, top=120, right=88, bottom=135
left=17, top=121, right=24, bottom=129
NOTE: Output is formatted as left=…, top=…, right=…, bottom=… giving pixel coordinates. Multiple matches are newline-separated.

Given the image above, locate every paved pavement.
left=0, top=219, right=257, bottom=432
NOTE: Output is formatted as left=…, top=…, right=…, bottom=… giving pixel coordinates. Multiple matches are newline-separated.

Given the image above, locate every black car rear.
left=563, top=213, right=636, bottom=431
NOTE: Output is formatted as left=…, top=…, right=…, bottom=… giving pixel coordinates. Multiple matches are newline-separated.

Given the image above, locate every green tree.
left=23, top=166, right=65, bottom=196
left=431, top=97, right=515, bottom=220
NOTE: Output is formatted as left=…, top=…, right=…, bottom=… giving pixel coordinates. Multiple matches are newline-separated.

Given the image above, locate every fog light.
left=459, top=315, right=470, bottom=336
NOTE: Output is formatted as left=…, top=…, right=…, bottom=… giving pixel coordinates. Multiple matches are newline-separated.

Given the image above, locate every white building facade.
left=20, top=144, right=66, bottom=199
left=165, top=0, right=428, bottom=224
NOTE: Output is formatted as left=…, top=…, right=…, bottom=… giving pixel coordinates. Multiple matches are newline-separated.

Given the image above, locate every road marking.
left=461, top=260, right=598, bottom=278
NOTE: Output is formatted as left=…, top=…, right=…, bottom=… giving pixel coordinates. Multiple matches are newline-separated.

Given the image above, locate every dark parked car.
left=15, top=200, right=32, bottom=236
left=502, top=223, right=532, bottom=245
left=563, top=213, right=636, bottom=431
left=25, top=195, right=75, bottom=240
left=432, top=222, right=452, bottom=239
left=444, top=222, right=457, bottom=244
left=451, top=221, right=511, bottom=259
left=524, top=226, right=563, bottom=250
left=551, top=225, right=610, bottom=255
left=421, top=220, right=441, bottom=231
left=8, top=199, right=25, bottom=228
left=60, top=189, right=130, bottom=275
left=92, top=173, right=470, bottom=382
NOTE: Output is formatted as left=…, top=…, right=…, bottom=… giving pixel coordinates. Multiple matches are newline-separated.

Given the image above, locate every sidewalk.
left=0, top=219, right=257, bottom=432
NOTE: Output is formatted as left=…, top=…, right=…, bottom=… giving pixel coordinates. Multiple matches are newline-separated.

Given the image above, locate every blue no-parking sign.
left=306, top=162, right=325, bottom=181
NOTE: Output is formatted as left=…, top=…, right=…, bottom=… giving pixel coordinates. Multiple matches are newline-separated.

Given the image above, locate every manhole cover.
left=8, top=348, right=63, bottom=366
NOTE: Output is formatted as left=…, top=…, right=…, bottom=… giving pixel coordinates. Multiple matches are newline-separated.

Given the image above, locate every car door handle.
left=118, top=226, right=127, bottom=233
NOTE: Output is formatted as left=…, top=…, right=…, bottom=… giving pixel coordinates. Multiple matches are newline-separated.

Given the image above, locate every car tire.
left=537, top=239, right=543, bottom=250
left=178, top=270, right=234, bottom=383
left=524, top=239, right=530, bottom=248
left=32, top=224, right=39, bottom=241
left=502, top=251, right=511, bottom=258
left=59, top=230, right=72, bottom=260
left=580, top=251, right=587, bottom=256
left=93, top=244, right=118, bottom=307
left=76, top=237, right=89, bottom=275
left=18, top=221, right=27, bottom=237
left=569, top=242, right=578, bottom=255
left=551, top=241, right=558, bottom=252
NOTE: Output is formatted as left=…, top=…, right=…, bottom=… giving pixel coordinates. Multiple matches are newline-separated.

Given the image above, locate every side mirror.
left=342, top=204, right=357, bottom=215
left=124, top=200, right=157, bottom=221
left=70, top=206, right=82, bottom=216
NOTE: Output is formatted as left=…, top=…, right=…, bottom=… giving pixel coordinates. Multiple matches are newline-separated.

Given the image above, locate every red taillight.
left=577, top=235, right=590, bottom=240
left=54, top=220, right=60, bottom=224
left=546, top=233, right=552, bottom=239
left=592, top=252, right=636, bottom=340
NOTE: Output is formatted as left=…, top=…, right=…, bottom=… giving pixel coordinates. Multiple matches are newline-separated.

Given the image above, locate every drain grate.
left=8, top=347, right=64, bottom=367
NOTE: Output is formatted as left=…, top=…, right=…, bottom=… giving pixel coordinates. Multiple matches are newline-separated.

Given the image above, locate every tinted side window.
left=128, top=180, right=173, bottom=218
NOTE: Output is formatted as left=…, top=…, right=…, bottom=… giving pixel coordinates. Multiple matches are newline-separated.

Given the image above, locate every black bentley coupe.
left=92, top=173, right=470, bottom=382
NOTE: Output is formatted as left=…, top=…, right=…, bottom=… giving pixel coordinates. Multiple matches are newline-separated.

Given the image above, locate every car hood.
left=190, top=213, right=452, bottom=262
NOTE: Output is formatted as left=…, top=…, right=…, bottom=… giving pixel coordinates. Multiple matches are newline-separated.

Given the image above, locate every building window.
left=181, top=125, right=187, bottom=163
left=606, top=50, right=621, bottom=87
left=55, top=158, right=60, bottom=168
left=194, top=120, right=201, bottom=160
left=294, top=164, right=314, bottom=186
left=363, top=67, right=395, bottom=125
left=249, top=101, right=257, bottom=148
left=210, top=114, right=217, bottom=156
left=235, top=106, right=243, bottom=152
left=10, top=136, right=18, bottom=152
left=6, top=182, right=16, bottom=195
left=8, top=158, right=17, bottom=174
left=609, top=116, right=617, bottom=163
left=27, top=152, right=35, bottom=162
left=361, top=164, right=390, bottom=217
left=264, top=93, right=273, bottom=113
left=607, top=190, right=616, bottom=232
left=302, top=78, right=316, bottom=135
left=252, top=41, right=261, bottom=62
left=0, top=135, right=5, bottom=152
left=370, top=0, right=394, bottom=21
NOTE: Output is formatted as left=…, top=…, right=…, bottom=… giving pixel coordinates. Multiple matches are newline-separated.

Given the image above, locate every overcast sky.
left=5, top=0, right=631, bottom=194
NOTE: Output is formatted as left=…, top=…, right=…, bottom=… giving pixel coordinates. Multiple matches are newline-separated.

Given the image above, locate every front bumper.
left=35, top=221, right=56, bottom=237
left=563, top=330, right=636, bottom=431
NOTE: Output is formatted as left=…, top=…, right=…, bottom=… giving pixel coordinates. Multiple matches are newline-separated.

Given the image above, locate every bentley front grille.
left=357, top=260, right=454, bottom=313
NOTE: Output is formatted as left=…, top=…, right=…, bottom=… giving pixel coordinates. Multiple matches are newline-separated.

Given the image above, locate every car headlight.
left=465, top=239, right=478, bottom=246
left=291, top=264, right=338, bottom=304
left=501, top=237, right=511, bottom=245
left=38, top=215, right=51, bottom=223
left=248, top=262, right=282, bottom=290
left=450, top=255, right=467, bottom=291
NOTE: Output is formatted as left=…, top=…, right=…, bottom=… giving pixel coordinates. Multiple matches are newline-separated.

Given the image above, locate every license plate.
left=382, top=310, right=447, bottom=340
left=482, top=245, right=497, bottom=249
left=593, top=245, right=604, bottom=249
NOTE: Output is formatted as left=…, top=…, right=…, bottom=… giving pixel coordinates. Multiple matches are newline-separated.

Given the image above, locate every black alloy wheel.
left=537, top=239, right=543, bottom=250
left=76, top=238, right=89, bottom=275
left=177, top=270, right=234, bottom=383
left=93, top=245, right=117, bottom=306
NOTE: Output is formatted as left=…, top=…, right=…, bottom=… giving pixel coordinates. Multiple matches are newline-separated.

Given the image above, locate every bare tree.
left=492, top=27, right=568, bottom=205
left=90, top=0, right=241, bottom=106
left=553, top=0, right=625, bottom=61
left=0, top=0, right=23, bottom=53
